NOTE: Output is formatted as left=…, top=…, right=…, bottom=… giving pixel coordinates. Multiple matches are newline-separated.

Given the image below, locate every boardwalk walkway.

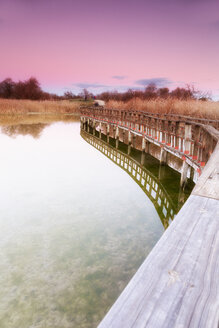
left=81, top=108, right=219, bottom=328
left=98, top=149, right=219, bottom=328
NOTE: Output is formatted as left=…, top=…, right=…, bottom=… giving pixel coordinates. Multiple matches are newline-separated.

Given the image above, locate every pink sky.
left=0, top=0, right=219, bottom=98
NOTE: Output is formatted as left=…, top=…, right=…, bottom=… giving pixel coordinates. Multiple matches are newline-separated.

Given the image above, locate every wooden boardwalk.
left=81, top=109, right=219, bottom=328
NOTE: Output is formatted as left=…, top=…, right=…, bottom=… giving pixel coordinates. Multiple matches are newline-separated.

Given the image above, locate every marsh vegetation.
left=105, top=98, right=219, bottom=120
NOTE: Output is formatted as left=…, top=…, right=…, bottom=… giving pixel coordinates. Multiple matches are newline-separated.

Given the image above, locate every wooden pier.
left=81, top=108, right=219, bottom=328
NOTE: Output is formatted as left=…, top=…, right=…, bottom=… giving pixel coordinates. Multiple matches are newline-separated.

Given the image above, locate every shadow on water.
left=80, top=127, right=194, bottom=229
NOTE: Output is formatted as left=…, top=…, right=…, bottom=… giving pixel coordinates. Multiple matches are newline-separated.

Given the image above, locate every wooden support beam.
left=184, top=123, right=192, bottom=155
left=142, top=137, right=146, bottom=152
left=132, top=134, right=136, bottom=148
left=93, top=120, right=96, bottom=135
left=180, top=160, right=189, bottom=188
left=160, top=147, right=167, bottom=165
left=158, top=164, right=166, bottom=180
left=115, top=126, right=119, bottom=139
left=116, top=139, right=119, bottom=149
left=141, top=151, right=145, bottom=165
left=128, top=130, right=132, bottom=145
left=128, top=144, right=131, bottom=155
left=99, top=122, right=102, bottom=138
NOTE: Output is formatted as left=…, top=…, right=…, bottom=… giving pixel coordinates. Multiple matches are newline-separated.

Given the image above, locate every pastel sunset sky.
left=0, top=0, right=219, bottom=98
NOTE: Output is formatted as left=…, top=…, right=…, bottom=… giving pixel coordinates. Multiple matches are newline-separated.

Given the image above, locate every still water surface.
left=0, top=118, right=192, bottom=328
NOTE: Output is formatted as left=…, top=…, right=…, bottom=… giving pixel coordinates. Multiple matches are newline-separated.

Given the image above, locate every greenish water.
left=0, top=119, right=193, bottom=328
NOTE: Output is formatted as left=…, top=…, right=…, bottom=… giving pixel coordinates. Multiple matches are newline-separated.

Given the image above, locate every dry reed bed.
left=0, top=99, right=81, bottom=115
left=1, top=98, right=219, bottom=121
left=106, top=99, right=219, bottom=120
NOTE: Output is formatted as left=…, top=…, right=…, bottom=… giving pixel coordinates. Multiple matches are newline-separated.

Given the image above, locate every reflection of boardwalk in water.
left=81, top=128, right=185, bottom=229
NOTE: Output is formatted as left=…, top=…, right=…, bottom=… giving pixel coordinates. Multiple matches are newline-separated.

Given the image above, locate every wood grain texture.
left=98, top=195, right=219, bottom=328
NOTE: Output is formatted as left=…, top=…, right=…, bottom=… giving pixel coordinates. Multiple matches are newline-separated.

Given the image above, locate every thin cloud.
left=74, top=83, right=109, bottom=89
left=135, top=78, right=171, bottom=87
left=70, top=82, right=145, bottom=94
left=112, top=75, right=127, bottom=80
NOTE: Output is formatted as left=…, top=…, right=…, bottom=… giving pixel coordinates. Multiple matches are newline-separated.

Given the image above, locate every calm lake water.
left=0, top=116, right=193, bottom=328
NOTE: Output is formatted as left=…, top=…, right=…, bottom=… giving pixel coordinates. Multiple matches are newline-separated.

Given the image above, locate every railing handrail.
left=80, top=106, right=219, bottom=128
left=80, top=107, right=219, bottom=175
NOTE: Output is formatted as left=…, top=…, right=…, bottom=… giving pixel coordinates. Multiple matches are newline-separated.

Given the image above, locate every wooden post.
left=116, top=139, right=119, bottom=149
left=184, top=123, right=192, bottom=155
left=132, top=134, right=136, bottom=148
left=128, top=130, right=132, bottom=145
left=167, top=121, right=172, bottom=146
left=141, top=151, right=145, bottom=165
left=87, top=119, right=90, bottom=133
left=145, top=140, right=150, bottom=154
left=180, top=160, right=189, bottom=188
left=160, top=147, right=167, bottom=165
left=147, top=118, right=150, bottom=135
left=153, top=118, right=158, bottom=139
left=158, top=164, right=166, bottom=180
left=161, top=120, right=165, bottom=143
left=175, top=121, right=180, bottom=150
left=99, top=122, right=102, bottom=138
left=142, top=138, right=146, bottom=152
left=113, top=126, right=116, bottom=139
left=157, top=119, right=161, bottom=142
left=93, top=120, right=96, bottom=135
left=107, top=124, right=110, bottom=134
left=122, top=130, right=125, bottom=143
left=115, top=126, right=119, bottom=140
left=190, top=166, right=195, bottom=181
left=106, top=124, right=109, bottom=142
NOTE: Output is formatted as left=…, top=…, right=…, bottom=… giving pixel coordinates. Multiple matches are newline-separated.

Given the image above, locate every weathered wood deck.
left=81, top=108, right=219, bottom=328
left=98, top=145, right=219, bottom=328
left=98, top=195, right=219, bottom=328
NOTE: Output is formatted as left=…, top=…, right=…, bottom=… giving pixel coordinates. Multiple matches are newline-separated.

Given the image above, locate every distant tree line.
left=97, top=83, right=210, bottom=102
left=0, top=77, right=81, bottom=101
left=0, top=78, right=210, bottom=101
left=0, top=77, right=49, bottom=100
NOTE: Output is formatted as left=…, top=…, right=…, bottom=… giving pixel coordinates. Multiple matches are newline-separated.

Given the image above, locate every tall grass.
left=0, top=99, right=81, bottom=114
left=106, top=98, right=219, bottom=120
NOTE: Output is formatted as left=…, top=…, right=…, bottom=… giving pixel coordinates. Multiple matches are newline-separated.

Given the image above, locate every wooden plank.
left=98, top=195, right=219, bottom=328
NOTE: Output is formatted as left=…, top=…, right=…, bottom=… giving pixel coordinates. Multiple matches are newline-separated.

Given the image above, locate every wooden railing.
left=81, top=107, right=219, bottom=174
